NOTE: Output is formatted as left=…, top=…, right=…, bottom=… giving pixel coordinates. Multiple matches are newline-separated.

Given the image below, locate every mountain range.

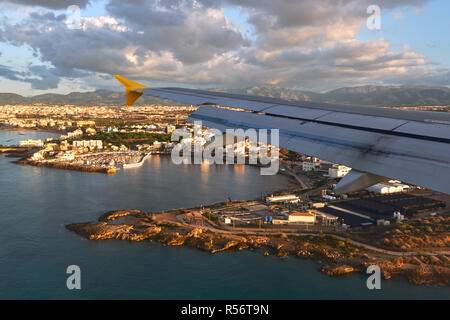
left=1, top=85, right=450, bottom=107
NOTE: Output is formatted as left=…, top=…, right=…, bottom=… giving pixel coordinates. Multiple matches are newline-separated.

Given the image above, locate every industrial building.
left=272, top=210, right=316, bottom=225
left=266, top=194, right=300, bottom=204
left=367, top=182, right=410, bottom=194
left=288, top=211, right=315, bottom=224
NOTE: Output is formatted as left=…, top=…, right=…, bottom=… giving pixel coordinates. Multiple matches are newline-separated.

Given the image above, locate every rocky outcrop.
left=99, top=210, right=143, bottom=222
left=0, top=147, right=34, bottom=158
left=23, top=160, right=118, bottom=174
left=365, top=255, right=450, bottom=286
left=66, top=222, right=161, bottom=241
left=66, top=209, right=450, bottom=287
left=372, top=216, right=450, bottom=251
left=322, top=265, right=358, bottom=276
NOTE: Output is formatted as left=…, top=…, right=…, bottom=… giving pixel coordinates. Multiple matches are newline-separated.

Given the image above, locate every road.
left=176, top=214, right=449, bottom=257
left=279, top=165, right=312, bottom=189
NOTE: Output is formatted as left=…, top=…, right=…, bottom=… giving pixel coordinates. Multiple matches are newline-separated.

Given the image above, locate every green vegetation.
left=202, top=211, right=219, bottom=224
left=314, top=178, right=328, bottom=188
left=89, top=131, right=171, bottom=148
left=281, top=150, right=302, bottom=162
left=297, top=234, right=357, bottom=256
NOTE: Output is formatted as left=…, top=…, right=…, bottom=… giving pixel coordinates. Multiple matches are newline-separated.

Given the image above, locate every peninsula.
left=67, top=200, right=449, bottom=287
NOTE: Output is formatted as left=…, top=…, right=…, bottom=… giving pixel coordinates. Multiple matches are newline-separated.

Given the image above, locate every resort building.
left=329, top=164, right=352, bottom=178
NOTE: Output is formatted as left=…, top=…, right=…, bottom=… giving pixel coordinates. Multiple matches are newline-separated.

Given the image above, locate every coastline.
left=15, top=158, right=118, bottom=174
left=0, top=124, right=64, bottom=135
left=3, top=128, right=449, bottom=287
left=67, top=205, right=450, bottom=287
left=0, top=146, right=35, bottom=158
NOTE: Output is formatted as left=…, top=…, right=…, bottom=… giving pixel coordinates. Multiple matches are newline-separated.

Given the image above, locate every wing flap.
left=188, top=106, right=450, bottom=194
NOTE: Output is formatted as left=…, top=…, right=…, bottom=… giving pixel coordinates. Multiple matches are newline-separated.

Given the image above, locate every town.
left=1, top=103, right=448, bottom=236
left=0, top=102, right=449, bottom=288
left=0, top=104, right=189, bottom=172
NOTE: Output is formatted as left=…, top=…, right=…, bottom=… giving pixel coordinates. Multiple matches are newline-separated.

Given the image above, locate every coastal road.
left=176, top=214, right=449, bottom=257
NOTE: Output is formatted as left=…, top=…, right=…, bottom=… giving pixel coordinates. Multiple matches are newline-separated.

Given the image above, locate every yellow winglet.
left=114, top=75, right=148, bottom=106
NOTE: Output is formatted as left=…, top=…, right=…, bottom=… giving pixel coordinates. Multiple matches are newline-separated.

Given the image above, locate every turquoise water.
left=0, top=130, right=449, bottom=299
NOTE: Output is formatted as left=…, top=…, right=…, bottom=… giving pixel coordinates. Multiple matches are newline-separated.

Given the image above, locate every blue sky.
left=356, top=0, right=450, bottom=68
left=0, top=0, right=448, bottom=95
left=225, top=0, right=449, bottom=68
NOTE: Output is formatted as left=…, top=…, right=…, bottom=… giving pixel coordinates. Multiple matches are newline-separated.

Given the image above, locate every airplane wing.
left=114, top=75, right=450, bottom=195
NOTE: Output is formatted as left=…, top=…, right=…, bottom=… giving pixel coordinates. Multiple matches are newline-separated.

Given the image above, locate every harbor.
left=123, top=152, right=152, bottom=169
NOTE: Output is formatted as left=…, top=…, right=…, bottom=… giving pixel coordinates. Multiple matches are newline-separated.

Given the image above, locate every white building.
left=31, top=152, right=44, bottom=160
left=68, top=129, right=83, bottom=139
left=329, top=165, right=352, bottom=178
left=73, top=140, right=103, bottom=150
left=19, top=139, right=44, bottom=148
left=288, top=211, right=315, bottom=224
left=367, top=182, right=409, bottom=194
left=153, top=141, right=162, bottom=149
left=58, top=151, right=75, bottom=161
left=302, top=161, right=318, bottom=172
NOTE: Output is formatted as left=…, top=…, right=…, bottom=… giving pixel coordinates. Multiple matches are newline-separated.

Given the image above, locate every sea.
left=0, top=130, right=448, bottom=299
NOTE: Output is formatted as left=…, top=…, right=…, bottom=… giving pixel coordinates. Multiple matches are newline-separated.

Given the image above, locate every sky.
left=0, top=0, right=448, bottom=96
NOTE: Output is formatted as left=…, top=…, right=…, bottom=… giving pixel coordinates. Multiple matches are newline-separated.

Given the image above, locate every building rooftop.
left=290, top=211, right=315, bottom=217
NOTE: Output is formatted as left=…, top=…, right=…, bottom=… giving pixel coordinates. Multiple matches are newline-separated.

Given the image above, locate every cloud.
left=0, top=63, right=63, bottom=89
left=414, top=8, right=426, bottom=14
left=394, top=11, right=404, bottom=19
left=0, top=0, right=448, bottom=93
left=0, top=0, right=91, bottom=10
left=0, top=0, right=247, bottom=83
left=105, top=0, right=247, bottom=64
left=24, top=65, right=61, bottom=89
left=0, top=64, right=25, bottom=81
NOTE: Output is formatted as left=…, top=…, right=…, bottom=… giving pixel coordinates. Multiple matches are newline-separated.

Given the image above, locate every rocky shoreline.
left=14, top=159, right=118, bottom=174
left=67, top=208, right=450, bottom=286
left=0, top=146, right=33, bottom=158
left=0, top=125, right=63, bottom=134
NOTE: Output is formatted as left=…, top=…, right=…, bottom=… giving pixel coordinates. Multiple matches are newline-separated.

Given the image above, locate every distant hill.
left=1, top=85, right=450, bottom=107
left=321, top=86, right=450, bottom=106
left=217, top=85, right=450, bottom=107
left=0, top=90, right=185, bottom=106
left=215, top=86, right=323, bottom=102
left=0, top=93, right=30, bottom=105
